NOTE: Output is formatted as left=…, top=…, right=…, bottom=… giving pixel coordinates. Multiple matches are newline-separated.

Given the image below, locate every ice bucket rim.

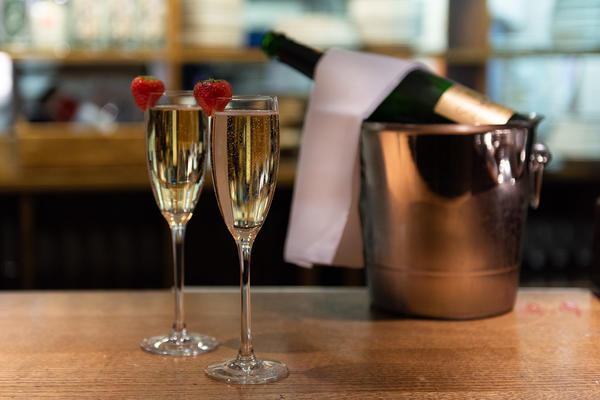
left=361, top=114, right=543, bottom=135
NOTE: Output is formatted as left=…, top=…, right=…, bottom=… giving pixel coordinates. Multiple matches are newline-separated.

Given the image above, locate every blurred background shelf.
left=7, top=46, right=599, bottom=66
left=5, top=49, right=171, bottom=64
left=5, top=47, right=270, bottom=64
left=0, top=0, right=597, bottom=290
left=0, top=121, right=149, bottom=192
left=177, top=47, right=267, bottom=63
left=0, top=121, right=297, bottom=191
left=15, top=121, right=145, bottom=167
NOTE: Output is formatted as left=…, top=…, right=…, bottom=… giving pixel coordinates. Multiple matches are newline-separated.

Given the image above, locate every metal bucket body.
left=359, top=120, right=549, bottom=319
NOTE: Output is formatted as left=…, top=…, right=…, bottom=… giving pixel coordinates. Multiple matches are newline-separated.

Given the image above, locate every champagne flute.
left=140, top=90, right=218, bottom=356
left=206, top=95, right=288, bottom=384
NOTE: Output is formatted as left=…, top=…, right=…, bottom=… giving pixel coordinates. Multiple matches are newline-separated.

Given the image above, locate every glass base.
left=206, top=355, right=288, bottom=384
left=140, top=330, right=218, bottom=356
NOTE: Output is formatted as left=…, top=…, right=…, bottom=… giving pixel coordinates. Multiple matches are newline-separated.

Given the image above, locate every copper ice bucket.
left=359, top=117, right=550, bottom=319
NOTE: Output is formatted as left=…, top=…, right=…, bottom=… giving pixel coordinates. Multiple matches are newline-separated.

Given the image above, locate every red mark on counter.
left=525, top=303, right=543, bottom=314
left=559, top=301, right=581, bottom=317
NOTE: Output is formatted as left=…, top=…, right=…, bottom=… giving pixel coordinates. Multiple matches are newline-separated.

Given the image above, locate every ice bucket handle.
left=529, top=142, right=552, bottom=209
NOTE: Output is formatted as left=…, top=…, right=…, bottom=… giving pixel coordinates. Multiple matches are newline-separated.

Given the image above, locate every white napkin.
left=283, top=49, right=422, bottom=268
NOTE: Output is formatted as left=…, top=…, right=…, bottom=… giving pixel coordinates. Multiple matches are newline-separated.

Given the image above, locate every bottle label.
left=433, top=84, right=514, bottom=124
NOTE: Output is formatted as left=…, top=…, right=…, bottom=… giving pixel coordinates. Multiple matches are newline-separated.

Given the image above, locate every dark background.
left=1, top=173, right=598, bottom=290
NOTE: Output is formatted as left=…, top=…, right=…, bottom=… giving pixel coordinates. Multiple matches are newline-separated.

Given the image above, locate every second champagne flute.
left=141, top=90, right=218, bottom=356
left=206, top=95, right=288, bottom=384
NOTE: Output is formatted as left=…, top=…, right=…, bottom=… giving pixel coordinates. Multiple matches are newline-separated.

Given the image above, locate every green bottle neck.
left=262, top=31, right=322, bottom=78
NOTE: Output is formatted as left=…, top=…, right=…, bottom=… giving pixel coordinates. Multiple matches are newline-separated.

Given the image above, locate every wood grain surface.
left=0, top=287, right=599, bottom=399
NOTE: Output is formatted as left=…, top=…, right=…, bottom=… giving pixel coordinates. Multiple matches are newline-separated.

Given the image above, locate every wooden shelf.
left=177, top=47, right=267, bottom=63
left=6, top=48, right=170, bottom=65
left=7, top=45, right=598, bottom=67
left=15, top=121, right=146, bottom=168
left=445, top=47, right=600, bottom=65
left=0, top=121, right=148, bottom=191
left=0, top=121, right=296, bottom=192
left=5, top=46, right=271, bottom=65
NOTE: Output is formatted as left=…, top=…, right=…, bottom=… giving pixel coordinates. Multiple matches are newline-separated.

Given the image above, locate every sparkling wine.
left=211, top=109, right=279, bottom=239
left=146, top=105, right=206, bottom=225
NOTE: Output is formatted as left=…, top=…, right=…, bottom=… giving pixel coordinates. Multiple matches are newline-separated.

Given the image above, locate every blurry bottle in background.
left=181, top=0, right=243, bottom=47
left=1, top=0, right=30, bottom=49
left=29, top=0, right=68, bottom=50
left=69, top=0, right=108, bottom=49
left=106, top=0, right=137, bottom=49
left=137, top=0, right=166, bottom=48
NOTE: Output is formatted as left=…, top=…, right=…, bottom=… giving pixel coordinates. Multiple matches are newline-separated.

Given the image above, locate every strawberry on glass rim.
left=131, top=76, right=165, bottom=111
left=193, top=79, right=233, bottom=116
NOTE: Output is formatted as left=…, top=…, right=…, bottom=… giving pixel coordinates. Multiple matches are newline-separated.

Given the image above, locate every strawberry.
left=130, top=76, right=165, bottom=111
left=193, top=79, right=233, bottom=115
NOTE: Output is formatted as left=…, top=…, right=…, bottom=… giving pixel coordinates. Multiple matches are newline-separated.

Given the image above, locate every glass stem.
left=207, top=114, right=213, bottom=170
left=237, top=238, right=255, bottom=360
left=171, top=223, right=187, bottom=335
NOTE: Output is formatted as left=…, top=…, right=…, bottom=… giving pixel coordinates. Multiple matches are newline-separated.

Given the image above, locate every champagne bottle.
left=262, top=31, right=527, bottom=124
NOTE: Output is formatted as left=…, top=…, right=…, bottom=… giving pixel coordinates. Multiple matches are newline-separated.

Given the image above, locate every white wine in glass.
left=141, top=91, right=218, bottom=356
left=206, top=95, right=288, bottom=384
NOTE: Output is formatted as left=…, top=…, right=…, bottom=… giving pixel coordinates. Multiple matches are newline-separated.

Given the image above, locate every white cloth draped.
left=284, top=49, right=422, bottom=268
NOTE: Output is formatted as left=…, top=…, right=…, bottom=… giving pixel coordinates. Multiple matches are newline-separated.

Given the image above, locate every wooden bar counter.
left=1, top=287, right=600, bottom=399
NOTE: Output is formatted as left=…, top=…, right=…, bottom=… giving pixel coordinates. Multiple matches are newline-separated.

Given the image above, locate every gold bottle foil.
left=434, top=85, right=514, bottom=124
